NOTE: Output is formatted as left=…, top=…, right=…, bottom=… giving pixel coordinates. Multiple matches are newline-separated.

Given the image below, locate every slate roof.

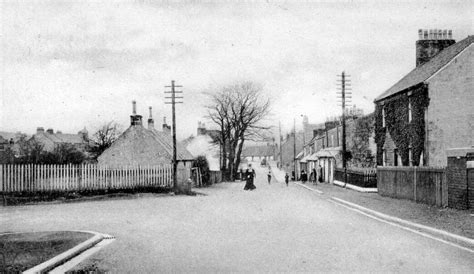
left=0, top=131, right=27, bottom=142
left=98, top=125, right=194, bottom=167
left=150, top=129, right=194, bottom=161
left=375, top=35, right=474, bottom=102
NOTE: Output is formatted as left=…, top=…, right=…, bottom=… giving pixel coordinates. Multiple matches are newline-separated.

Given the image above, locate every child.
left=285, top=173, right=289, bottom=187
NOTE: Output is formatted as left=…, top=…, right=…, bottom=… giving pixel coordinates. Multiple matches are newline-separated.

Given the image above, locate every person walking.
left=244, top=164, right=256, bottom=190
left=310, top=168, right=317, bottom=184
left=318, top=164, right=323, bottom=183
left=285, top=173, right=289, bottom=187
left=267, top=168, right=272, bottom=184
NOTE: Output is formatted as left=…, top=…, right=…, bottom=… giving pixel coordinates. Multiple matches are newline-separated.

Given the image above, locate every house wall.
left=426, top=44, right=474, bottom=167
left=280, top=133, right=303, bottom=174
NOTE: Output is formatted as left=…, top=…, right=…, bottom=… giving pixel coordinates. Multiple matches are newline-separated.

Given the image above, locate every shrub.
left=193, top=156, right=211, bottom=186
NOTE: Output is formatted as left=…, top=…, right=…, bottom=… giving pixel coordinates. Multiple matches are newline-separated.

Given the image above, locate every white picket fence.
left=0, top=164, right=188, bottom=193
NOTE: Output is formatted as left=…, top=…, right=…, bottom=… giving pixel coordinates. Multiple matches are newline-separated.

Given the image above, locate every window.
left=408, top=98, right=412, bottom=122
left=408, top=146, right=413, bottom=166
left=382, top=107, right=386, bottom=127
left=337, top=130, right=341, bottom=146
left=382, top=149, right=387, bottom=166
left=394, top=149, right=398, bottom=166
left=331, top=135, right=334, bottom=147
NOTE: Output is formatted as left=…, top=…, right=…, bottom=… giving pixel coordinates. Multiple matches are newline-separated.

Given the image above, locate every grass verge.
left=0, top=231, right=93, bottom=273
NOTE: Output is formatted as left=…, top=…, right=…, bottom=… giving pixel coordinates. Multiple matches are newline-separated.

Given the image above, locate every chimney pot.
left=418, top=29, right=423, bottom=40
left=147, top=106, right=154, bottom=129
left=132, top=100, right=137, bottom=115
left=416, top=28, right=456, bottom=67
left=448, top=30, right=452, bottom=39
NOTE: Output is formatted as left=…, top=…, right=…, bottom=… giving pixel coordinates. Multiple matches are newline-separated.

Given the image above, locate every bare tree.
left=89, top=122, right=122, bottom=159
left=207, top=82, right=271, bottom=180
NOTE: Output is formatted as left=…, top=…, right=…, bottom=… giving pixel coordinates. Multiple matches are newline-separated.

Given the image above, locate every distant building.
left=98, top=102, right=194, bottom=167
left=374, top=30, right=473, bottom=167
left=241, top=144, right=276, bottom=163
left=0, top=131, right=26, bottom=162
left=279, top=132, right=304, bottom=176
left=183, top=122, right=220, bottom=171
left=29, top=127, right=89, bottom=152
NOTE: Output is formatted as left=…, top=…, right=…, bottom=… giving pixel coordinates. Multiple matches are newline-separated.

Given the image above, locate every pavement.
left=269, top=161, right=473, bottom=240
left=0, top=163, right=473, bottom=272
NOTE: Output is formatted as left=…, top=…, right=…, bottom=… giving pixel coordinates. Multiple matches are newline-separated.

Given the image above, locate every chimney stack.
left=197, top=121, right=207, bottom=136
left=162, top=116, right=171, bottom=132
left=46, top=128, right=54, bottom=134
left=36, top=127, right=45, bottom=134
left=416, top=29, right=455, bottom=67
left=148, top=106, right=154, bottom=130
left=130, top=100, right=143, bottom=126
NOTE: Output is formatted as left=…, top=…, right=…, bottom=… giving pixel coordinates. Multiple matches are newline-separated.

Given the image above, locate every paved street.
left=1, top=164, right=473, bottom=272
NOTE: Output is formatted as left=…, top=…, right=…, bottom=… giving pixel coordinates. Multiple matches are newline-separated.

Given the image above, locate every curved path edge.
left=23, top=230, right=114, bottom=274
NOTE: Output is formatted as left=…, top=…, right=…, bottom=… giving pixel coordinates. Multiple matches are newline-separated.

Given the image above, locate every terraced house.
left=374, top=30, right=473, bottom=167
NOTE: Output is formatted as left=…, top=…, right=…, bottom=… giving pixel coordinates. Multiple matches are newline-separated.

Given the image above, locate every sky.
left=1, top=0, right=473, bottom=140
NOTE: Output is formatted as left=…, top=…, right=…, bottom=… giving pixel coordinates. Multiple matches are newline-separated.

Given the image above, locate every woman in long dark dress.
left=244, top=164, right=256, bottom=190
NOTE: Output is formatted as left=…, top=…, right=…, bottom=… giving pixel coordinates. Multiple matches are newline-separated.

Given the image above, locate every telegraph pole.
left=337, top=71, right=351, bottom=187
left=165, top=80, right=183, bottom=193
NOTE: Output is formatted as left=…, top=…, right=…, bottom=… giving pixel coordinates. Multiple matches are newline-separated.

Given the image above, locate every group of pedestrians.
left=243, top=163, right=324, bottom=190
left=299, top=166, right=324, bottom=184
left=243, top=163, right=291, bottom=190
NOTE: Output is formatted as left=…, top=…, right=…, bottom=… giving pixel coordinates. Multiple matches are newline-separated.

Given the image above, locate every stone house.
left=374, top=30, right=473, bottom=167
left=98, top=102, right=194, bottom=168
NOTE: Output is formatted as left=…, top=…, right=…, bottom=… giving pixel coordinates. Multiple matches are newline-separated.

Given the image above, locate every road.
left=1, top=164, right=473, bottom=272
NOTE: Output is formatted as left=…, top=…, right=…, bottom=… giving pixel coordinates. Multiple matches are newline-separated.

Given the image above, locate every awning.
left=300, top=154, right=312, bottom=163
left=295, top=151, right=304, bottom=160
left=306, top=153, right=319, bottom=161
left=314, top=147, right=342, bottom=158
